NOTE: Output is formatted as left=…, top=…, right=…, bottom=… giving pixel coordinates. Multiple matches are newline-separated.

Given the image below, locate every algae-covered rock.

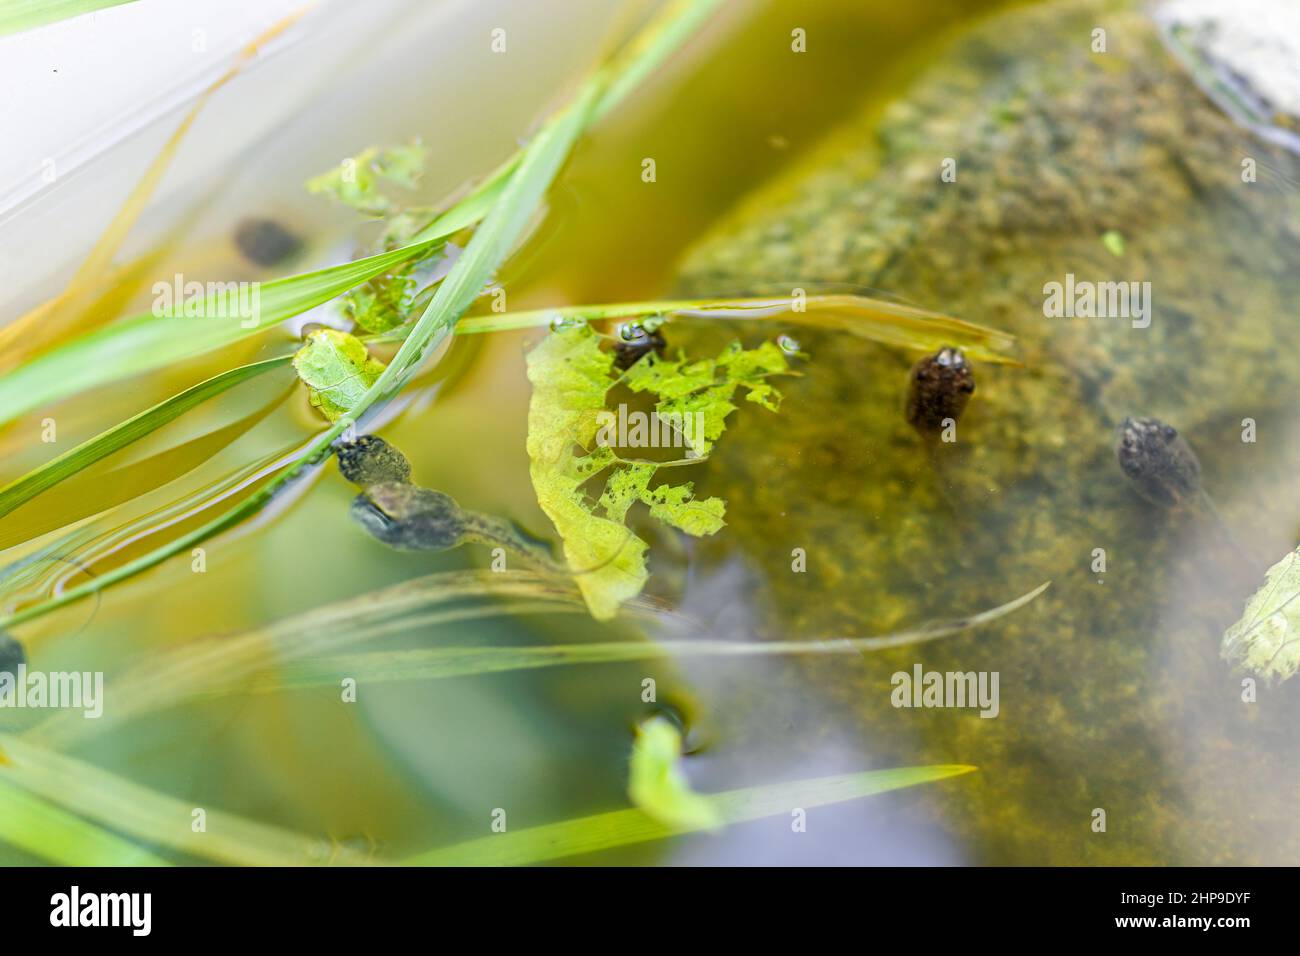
left=672, top=0, right=1300, bottom=864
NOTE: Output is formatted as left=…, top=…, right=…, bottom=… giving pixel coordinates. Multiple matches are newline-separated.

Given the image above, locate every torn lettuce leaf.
left=627, top=716, right=721, bottom=831
left=292, top=328, right=386, bottom=422
left=306, top=142, right=444, bottom=334
left=1221, top=546, right=1300, bottom=683
left=306, top=141, right=427, bottom=218
left=525, top=322, right=793, bottom=620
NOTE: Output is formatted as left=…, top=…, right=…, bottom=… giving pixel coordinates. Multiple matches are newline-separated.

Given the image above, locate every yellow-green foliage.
left=525, top=322, right=793, bottom=619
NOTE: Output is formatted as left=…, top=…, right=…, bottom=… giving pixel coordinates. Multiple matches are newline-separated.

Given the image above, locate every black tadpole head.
left=1116, top=416, right=1201, bottom=508
left=336, top=435, right=413, bottom=487
left=233, top=217, right=303, bottom=267
left=612, top=324, right=666, bottom=370
left=349, top=484, right=466, bottom=551
left=905, top=346, right=975, bottom=434
left=0, top=630, right=25, bottom=678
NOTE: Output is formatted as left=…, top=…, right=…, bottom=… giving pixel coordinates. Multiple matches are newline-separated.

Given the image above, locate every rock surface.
left=671, top=0, right=1300, bottom=864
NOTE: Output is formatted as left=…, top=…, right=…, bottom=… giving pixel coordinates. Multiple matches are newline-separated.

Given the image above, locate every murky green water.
left=4, top=0, right=1297, bottom=865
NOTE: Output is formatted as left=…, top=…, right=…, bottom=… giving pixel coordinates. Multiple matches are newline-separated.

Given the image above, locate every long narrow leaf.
left=407, top=764, right=976, bottom=865
left=0, top=775, right=169, bottom=866
left=0, top=1, right=722, bottom=428
left=0, top=355, right=291, bottom=520
left=0, top=734, right=375, bottom=866
left=0, top=13, right=306, bottom=367
left=241, top=580, right=1050, bottom=689
left=0, top=0, right=137, bottom=36
left=0, top=1, right=717, bottom=631
left=455, top=294, right=1018, bottom=362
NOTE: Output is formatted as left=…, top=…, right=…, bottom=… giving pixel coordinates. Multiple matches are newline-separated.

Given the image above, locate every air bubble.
left=549, top=314, right=584, bottom=332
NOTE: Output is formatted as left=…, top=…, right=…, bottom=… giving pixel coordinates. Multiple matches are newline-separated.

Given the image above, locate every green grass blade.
left=0, top=0, right=136, bottom=36
left=0, top=734, right=374, bottom=866
left=407, top=764, right=976, bottom=865
left=0, top=1, right=723, bottom=427
left=0, top=775, right=169, bottom=865
left=236, top=580, right=1049, bottom=689
left=456, top=294, right=1019, bottom=363
left=31, top=571, right=665, bottom=746
left=33, top=578, right=1041, bottom=748
left=0, top=241, right=446, bottom=428
left=0, top=355, right=291, bottom=520
left=0, top=0, right=723, bottom=632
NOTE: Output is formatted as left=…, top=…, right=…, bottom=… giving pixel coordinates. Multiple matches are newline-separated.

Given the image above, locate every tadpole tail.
left=1199, top=491, right=1255, bottom=571
left=465, top=515, right=638, bottom=578
left=461, top=515, right=568, bottom=574
left=921, top=436, right=961, bottom=517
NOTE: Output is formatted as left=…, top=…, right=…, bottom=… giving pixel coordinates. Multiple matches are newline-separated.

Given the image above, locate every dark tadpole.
left=1115, top=416, right=1201, bottom=509
left=350, top=484, right=468, bottom=551
left=906, top=346, right=975, bottom=435
left=337, top=433, right=568, bottom=569
left=0, top=630, right=25, bottom=678
left=233, top=217, right=303, bottom=267
left=613, top=324, right=666, bottom=371
left=336, top=435, right=412, bottom=486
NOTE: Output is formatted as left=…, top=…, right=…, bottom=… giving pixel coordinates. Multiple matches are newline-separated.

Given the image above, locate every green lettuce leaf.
left=292, top=328, right=386, bottom=422
left=627, top=716, right=721, bottom=831
left=524, top=323, right=793, bottom=619
left=1222, top=546, right=1300, bottom=683
left=306, top=141, right=427, bottom=218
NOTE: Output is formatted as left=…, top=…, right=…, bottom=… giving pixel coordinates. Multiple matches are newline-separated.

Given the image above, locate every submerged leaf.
left=628, top=717, right=721, bottom=830
left=1221, top=546, right=1300, bottom=683
left=307, top=141, right=427, bottom=217
left=525, top=324, right=790, bottom=619
left=292, top=329, right=386, bottom=422
left=526, top=325, right=649, bottom=620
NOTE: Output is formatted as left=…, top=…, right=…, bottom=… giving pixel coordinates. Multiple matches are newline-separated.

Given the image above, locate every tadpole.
left=1115, top=416, right=1251, bottom=565
left=613, top=323, right=666, bottom=370
left=1115, top=416, right=1201, bottom=509
left=337, top=435, right=562, bottom=569
left=233, top=218, right=303, bottom=267
left=906, top=346, right=975, bottom=436
left=0, top=630, right=25, bottom=678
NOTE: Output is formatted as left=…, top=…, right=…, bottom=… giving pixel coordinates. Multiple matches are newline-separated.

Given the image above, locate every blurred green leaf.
left=408, top=764, right=977, bottom=866
left=293, top=329, right=385, bottom=421
left=627, top=716, right=721, bottom=830
left=1222, top=546, right=1300, bottom=683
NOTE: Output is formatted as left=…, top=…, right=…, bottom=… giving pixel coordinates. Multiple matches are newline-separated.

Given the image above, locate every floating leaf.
left=526, top=325, right=649, bottom=620
left=525, top=324, right=788, bottom=619
left=628, top=716, right=721, bottom=830
left=307, top=141, right=427, bottom=217
left=292, top=329, right=386, bottom=421
left=1221, top=546, right=1300, bottom=683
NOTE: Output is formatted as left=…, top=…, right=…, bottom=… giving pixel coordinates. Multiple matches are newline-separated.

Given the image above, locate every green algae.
left=672, top=0, right=1300, bottom=865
